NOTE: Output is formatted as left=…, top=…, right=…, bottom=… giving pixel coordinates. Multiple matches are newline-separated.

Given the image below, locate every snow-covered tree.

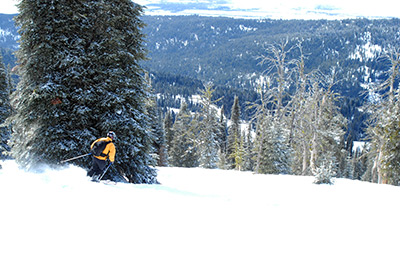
left=313, top=161, right=335, bottom=185
left=351, top=147, right=367, bottom=181
left=164, top=110, right=174, bottom=155
left=144, top=74, right=168, bottom=167
left=242, top=125, right=254, bottom=171
left=253, top=42, right=345, bottom=176
left=170, top=102, right=198, bottom=167
left=305, top=72, right=346, bottom=176
left=229, top=132, right=245, bottom=171
left=196, top=83, right=221, bottom=169
left=0, top=54, right=11, bottom=162
left=250, top=41, right=298, bottom=174
left=253, top=115, right=291, bottom=174
left=12, top=0, right=156, bottom=183
left=227, top=96, right=241, bottom=169
left=151, top=108, right=168, bottom=167
left=286, top=69, right=346, bottom=177
left=216, top=105, right=227, bottom=165
left=364, top=48, right=400, bottom=185
left=258, top=40, right=296, bottom=121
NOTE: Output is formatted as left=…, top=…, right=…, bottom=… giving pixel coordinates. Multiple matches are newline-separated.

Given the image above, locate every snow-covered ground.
left=1, top=160, right=399, bottom=268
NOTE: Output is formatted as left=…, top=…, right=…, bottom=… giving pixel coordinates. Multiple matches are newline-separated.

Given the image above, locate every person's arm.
left=108, top=143, right=116, bottom=163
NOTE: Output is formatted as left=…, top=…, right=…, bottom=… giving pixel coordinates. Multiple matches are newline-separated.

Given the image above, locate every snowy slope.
left=1, top=161, right=399, bottom=268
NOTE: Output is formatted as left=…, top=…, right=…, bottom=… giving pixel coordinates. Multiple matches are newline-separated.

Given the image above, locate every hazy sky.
left=1, top=0, right=399, bottom=19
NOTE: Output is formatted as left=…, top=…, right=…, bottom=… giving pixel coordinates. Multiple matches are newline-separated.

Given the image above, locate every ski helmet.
left=107, top=131, right=117, bottom=140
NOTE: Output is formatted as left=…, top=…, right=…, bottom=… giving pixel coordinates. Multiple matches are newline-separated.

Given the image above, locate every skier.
left=87, top=131, right=116, bottom=181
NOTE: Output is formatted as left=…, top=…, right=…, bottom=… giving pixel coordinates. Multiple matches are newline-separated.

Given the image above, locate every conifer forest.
left=1, top=4, right=400, bottom=184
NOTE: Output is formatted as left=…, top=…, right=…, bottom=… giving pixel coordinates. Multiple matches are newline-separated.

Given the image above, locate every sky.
left=1, top=0, right=400, bottom=19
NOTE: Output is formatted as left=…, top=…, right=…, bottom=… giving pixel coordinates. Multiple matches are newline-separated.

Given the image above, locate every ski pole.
left=97, top=162, right=112, bottom=181
left=60, top=153, right=92, bottom=164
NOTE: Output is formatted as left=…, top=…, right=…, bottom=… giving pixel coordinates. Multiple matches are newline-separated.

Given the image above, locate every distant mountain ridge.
left=140, top=16, right=400, bottom=98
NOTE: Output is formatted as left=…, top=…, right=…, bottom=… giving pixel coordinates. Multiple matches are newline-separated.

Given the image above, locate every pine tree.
left=313, top=161, right=335, bottom=185
left=304, top=72, right=346, bottom=177
left=353, top=147, right=367, bottom=181
left=258, top=40, right=296, bottom=121
left=164, top=110, right=174, bottom=155
left=229, top=131, right=245, bottom=171
left=0, top=54, right=11, bottom=162
left=152, top=108, right=168, bottom=167
left=253, top=42, right=346, bottom=176
left=251, top=41, right=297, bottom=174
left=253, top=117, right=291, bottom=174
left=364, top=48, right=400, bottom=184
left=216, top=106, right=228, bottom=169
left=196, top=83, right=221, bottom=169
left=250, top=80, right=292, bottom=175
left=12, top=0, right=156, bottom=183
left=170, top=102, right=198, bottom=167
left=144, top=73, right=168, bottom=167
left=242, top=125, right=254, bottom=171
left=227, top=96, right=241, bottom=169
left=250, top=85, right=268, bottom=174
left=217, top=106, right=227, bottom=155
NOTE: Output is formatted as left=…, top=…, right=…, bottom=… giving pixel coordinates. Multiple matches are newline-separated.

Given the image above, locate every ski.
left=101, top=180, right=117, bottom=185
left=90, top=177, right=117, bottom=185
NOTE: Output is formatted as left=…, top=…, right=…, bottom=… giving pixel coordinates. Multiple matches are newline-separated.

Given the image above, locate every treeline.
left=139, top=16, right=400, bottom=142
left=148, top=41, right=362, bottom=184
left=149, top=41, right=400, bottom=185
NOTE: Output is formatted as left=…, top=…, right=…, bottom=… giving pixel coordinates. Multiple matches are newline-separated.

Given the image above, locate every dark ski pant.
left=87, top=156, right=107, bottom=180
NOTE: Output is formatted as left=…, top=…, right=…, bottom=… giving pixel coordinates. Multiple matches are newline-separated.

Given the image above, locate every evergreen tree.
left=164, top=110, right=174, bottom=155
left=216, top=106, right=227, bottom=155
left=149, top=107, right=168, bottom=167
left=313, top=161, right=335, bottom=185
left=227, top=96, right=241, bottom=169
left=170, top=102, right=198, bottom=167
left=250, top=85, right=268, bottom=174
left=258, top=40, right=296, bottom=121
left=12, top=0, right=156, bottom=183
left=216, top=105, right=228, bottom=169
left=305, top=72, right=346, bottom=177
left=242, top=125, right=254, bottom=171
left=0, top=54, right=11, bottom=162
left=253, top=42, right=346, bottom=176
left=250, top=80, right=292, bottom=175
left=253, top=117, right=291, bottom=174
left=144, top=73, right=168, bottom=167
left=229, top=131, right=245, bottom=171
left=364, top=48, right=400, bottom=184
left=353, top=147, right=367, bottom=181
left=196, top=83, right=221, bottom=169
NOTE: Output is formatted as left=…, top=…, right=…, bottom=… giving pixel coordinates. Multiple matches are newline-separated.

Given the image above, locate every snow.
left=1, top=160, right=400, bottom=268
left=353, top=141, right=366, bottom=153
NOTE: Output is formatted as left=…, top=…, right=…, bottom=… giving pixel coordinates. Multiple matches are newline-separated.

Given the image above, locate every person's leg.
left=88, top=157, right=106, bottom=181
left=93, top=158, right=107, bottom=180
left=87, top=156, right=97, bottom=177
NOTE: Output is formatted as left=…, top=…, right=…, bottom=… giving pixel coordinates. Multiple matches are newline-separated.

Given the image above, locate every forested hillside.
left=1, top=14, right=400, bottom=139
left=140, top=16, right=400, bottom=140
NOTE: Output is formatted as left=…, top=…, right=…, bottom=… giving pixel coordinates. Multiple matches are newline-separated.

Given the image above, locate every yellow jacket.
left=90, top=137, right=116, bottom=162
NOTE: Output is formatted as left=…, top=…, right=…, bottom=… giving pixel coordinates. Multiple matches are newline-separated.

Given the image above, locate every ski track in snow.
left=0, top=160, right=399, bottom=268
